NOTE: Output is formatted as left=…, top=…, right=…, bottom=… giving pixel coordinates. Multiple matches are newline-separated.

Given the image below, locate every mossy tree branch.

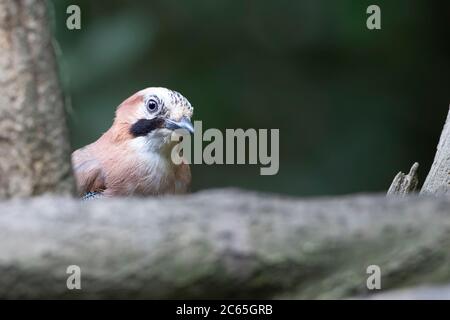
left=0, top=190, right=450, bottom=299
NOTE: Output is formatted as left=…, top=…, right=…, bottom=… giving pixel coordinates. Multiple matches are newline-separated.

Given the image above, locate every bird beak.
left=165, top=116, right=194, bottom=134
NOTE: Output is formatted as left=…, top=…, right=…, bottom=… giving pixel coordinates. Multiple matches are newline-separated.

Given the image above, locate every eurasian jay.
left=72, top=87, right=194, bottom=199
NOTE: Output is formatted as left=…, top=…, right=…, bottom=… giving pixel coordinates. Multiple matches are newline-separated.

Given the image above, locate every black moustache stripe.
left=130, top=118, right=165, bottom=137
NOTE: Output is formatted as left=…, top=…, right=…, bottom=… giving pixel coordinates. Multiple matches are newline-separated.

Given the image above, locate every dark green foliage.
left=51, top=0, right=450, bottom=196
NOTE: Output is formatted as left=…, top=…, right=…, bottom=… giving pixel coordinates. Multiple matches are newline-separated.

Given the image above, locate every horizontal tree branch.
left=0, top=189, right=449, bottom=299
left=367, top=284, right=450, bottom=300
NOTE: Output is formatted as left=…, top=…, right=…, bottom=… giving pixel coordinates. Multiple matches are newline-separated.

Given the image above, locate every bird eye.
left=146, top=99, right=159, bottom=112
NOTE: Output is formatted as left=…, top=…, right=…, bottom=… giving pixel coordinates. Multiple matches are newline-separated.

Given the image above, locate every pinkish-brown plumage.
left=72, top=87, right=194, bottom=198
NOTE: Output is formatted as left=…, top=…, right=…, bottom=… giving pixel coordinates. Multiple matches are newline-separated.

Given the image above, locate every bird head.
left=112, top=87, right=194, bottom=153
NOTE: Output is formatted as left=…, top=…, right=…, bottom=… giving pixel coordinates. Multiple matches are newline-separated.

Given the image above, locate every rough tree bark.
left=0, top=190, right=450, bottom=299
left=421, top=107, right=450, bottom=195
left=0, top=0, right=75, bottom=198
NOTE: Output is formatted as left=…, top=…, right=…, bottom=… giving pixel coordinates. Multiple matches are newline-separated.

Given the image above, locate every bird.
left=71, top=87, right=194, bottom=199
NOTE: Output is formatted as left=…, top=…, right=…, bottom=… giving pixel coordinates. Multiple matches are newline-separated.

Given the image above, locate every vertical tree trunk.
left=387, top=107, right=450, bottom=197
left=0, top=0, right=75, bottom=198
left=421, top=107, right=450, bottom=195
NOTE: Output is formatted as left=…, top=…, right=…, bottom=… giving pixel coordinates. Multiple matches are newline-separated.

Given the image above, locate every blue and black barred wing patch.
left=82, top=191, right=103, bottom=200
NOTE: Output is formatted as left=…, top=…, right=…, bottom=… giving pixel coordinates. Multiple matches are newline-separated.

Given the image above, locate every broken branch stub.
left=387, top=162, right=419, bottom=196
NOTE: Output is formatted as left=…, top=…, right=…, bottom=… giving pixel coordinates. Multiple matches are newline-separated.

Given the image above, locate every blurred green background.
left=50, top=0, right=449, bottom=196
